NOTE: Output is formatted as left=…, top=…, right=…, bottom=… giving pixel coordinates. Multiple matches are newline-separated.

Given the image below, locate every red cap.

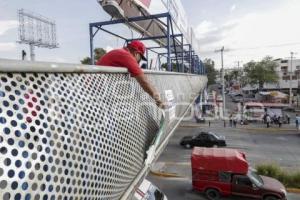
left=127, top=40, right=147, bottom=61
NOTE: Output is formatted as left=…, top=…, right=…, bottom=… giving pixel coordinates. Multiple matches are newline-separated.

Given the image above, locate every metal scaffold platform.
left=89, top=0, right=206, bottom=75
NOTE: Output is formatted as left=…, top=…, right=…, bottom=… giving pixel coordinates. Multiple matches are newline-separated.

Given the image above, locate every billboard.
left=18, top=9, right=58, bottom=48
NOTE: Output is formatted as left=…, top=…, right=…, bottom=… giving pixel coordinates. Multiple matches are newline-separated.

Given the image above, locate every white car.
left=132, top=179, right=168, bottom=200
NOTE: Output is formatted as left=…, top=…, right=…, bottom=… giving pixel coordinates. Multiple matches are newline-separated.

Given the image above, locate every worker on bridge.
left=96, top=40, right=164, bottom=108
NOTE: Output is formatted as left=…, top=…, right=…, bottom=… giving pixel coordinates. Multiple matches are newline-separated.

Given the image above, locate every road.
left=147, top=122, right=300, bottom=200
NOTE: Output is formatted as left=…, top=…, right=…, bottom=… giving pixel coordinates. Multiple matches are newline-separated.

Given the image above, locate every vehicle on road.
left=243, top=102, right=265, bottom=121
left=180, top=132, right=226, bottom=148
left=229, top=92, right=243, bottom=98
left=133, top=179, right=168, bottom=200
left=191, top=147, right=287, bottom=200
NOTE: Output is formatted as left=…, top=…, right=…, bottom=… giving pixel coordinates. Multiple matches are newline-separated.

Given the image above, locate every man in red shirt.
left=97, top=40, right=164, bottom=108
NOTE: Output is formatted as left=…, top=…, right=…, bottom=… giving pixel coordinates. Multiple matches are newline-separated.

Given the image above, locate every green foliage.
left=81, top=48, right=107, bottom=65
left=244, top=56, right=279, bottom=89
left=80, top=57, right=91, bottom=65
left=225, top=68, right=244, bottom=85
left=94, top=48, right=106, bottom=61
left=256, top=164, right=300, bottom=188
left=161, top=62, right=180, bottom=72
left=203, top=58, right=217, bottom=86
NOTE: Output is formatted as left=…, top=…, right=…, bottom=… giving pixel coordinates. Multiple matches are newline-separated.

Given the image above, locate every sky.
left=1, top=0, right=300, bottom=69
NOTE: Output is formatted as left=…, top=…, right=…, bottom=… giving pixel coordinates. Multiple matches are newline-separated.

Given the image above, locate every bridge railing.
left=0, top=59, right=207, bottom=200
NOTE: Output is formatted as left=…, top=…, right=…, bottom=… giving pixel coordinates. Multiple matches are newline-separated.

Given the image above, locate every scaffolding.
left=89, top=12, right=206, bottom=75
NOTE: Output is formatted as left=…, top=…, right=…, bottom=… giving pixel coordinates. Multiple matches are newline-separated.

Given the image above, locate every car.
left=231, top=93, right=243, bottom=99
left=180, top=132, right=226, bottom=149
left=132, top=179, right=168, bottom=200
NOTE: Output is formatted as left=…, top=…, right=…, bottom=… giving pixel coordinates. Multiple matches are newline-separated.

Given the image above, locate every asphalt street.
left=147, top=123, right=300, bottom=200
left=147, top=90, right=300, bottom=200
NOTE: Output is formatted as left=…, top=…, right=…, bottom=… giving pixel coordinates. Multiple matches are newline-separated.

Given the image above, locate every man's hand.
left=155, top=98, right=167, bottom=109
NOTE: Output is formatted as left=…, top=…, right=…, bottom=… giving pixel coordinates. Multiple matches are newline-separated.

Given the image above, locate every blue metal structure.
left=89, top=12, right=206, bottom=74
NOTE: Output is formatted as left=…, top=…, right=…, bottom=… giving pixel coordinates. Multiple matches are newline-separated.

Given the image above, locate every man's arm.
left=135, top=74, right=164, bottom=108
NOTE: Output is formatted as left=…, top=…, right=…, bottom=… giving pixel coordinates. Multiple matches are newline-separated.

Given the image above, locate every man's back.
left=95, top=40, right=164, bottom=108
left=96, top=48, right=142, bottom=77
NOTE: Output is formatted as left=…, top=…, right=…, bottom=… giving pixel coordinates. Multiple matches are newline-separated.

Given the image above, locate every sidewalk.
left=180, top=120, right=300, bottom=133
left=151, top=161, right=191, bottom=178
left=150, top=161, right=300, bottom=194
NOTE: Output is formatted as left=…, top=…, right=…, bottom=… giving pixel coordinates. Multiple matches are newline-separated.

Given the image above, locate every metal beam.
left=98, top=27, right=127, bottom=40
left=126, top=34, right=182, bottom=43
left=169, top=16, right=179, bottom=71
left=147, top=42, right=188, bottom=50
left=89, top=26, right=94, bottom=65
left=167, top=15, right=171, bottom=71
left=90, top=13, right=170, bottom=27
left=181, top=35, right=184, bottom=72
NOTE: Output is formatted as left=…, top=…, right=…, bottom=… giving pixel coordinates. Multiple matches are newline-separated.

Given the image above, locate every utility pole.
left=215, top=46, right=227, bottom=118
left=235, top=61, right=243, bottom=83
left=289, top=52, right=296, bottom=106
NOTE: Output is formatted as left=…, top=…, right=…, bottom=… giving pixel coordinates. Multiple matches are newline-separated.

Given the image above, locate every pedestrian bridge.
left=0, top=59, right=207, bottom=200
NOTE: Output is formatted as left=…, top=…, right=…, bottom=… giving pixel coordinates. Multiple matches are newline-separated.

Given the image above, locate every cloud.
left=0, top=20, right=18, bottom=35
left=105, top=45, right=113, bottom=52
left=0, top=43, right=16, bottom=52
left=195, top=21, right=217, bottom=39
left=230, top=4, right=236, bottom=12
left=196, top=1, right=300, bottom=68
left=195, top=19, right=238, bottom=46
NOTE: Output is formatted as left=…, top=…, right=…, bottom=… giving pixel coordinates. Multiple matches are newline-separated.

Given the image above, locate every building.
left=274, top=58, right=300, bottom=91
left=242, top=58, right=300, bottom=106
left=243, top=58, right=300, bottom=92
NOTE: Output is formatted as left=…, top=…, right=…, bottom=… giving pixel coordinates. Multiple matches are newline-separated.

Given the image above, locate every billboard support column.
left=29, top=44, right=35, bottom=61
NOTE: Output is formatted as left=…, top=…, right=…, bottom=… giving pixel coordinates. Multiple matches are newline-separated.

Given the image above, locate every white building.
left=274, top=58, right=300, bottom=90
left=243, top=58, right=300, bottom=93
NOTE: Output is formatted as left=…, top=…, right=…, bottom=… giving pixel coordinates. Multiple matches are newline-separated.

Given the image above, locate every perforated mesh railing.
left=0, top=59, right=207, bottom=200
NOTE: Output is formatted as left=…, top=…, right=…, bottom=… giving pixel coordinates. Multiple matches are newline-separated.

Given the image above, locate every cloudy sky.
left=1, top=0, right=300, bottom=69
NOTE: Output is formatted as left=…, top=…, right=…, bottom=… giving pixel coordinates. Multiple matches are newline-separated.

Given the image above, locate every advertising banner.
left=162, top=0, right=189, bottom=41
left=135, top=0, right=152, bottom=9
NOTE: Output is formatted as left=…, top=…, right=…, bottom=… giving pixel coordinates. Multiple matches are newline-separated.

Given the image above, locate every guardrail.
left=0, top=59, right=207, bottom=200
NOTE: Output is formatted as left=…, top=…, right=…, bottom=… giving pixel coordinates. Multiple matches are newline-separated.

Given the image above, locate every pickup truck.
left=191, top=147, right=287, bottom=200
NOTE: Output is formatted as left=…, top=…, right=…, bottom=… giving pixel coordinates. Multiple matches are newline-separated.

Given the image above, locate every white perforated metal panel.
left=0, top=72, right=161, bottom=200
left=0, top=59, right=207, bottom=200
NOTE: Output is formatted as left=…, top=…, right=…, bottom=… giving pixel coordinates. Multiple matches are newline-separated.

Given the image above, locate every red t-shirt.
left=96, top=48, right=143, bottom=77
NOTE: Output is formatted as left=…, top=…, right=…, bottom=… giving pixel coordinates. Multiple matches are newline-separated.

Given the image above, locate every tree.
left=203, top=58, right=217, bottom=86
left=243, top=56, right=279, bottom=89
left=230, top=69, right=243, bottom=81
left=80, top=57, right=91, bottom=65
left=81, top=48, right=106, bottom=65
left=225, top=68, right=244, bottom=86
left=161, top=62, right=179, bottom=72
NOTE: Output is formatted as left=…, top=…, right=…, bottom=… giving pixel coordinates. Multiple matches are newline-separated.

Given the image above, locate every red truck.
left=191, top=147, right=287, bottom=200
